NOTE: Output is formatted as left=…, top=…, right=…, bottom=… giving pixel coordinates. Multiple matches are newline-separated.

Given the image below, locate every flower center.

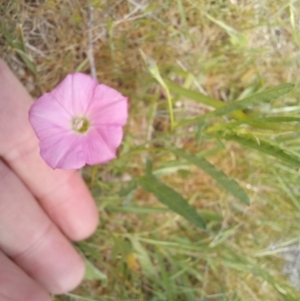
left=72, top=117, right=90, bottom=134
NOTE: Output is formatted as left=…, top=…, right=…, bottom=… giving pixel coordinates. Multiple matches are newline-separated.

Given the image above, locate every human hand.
left=0, top=59, right=99, bottom=301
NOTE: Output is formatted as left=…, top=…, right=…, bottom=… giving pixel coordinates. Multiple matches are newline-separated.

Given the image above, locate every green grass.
left=2, top=0, right=300, bottom=300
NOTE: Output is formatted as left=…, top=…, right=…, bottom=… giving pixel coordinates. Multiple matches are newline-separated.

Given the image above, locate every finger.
left=0, top=59, right=98, bottom=241
left=0, top=250, right=51, bottom=301
left=0, top=160, right=85, bottom=294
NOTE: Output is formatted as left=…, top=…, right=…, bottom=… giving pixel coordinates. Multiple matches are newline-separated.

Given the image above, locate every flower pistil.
left=72, top=116, right=90, bottom=134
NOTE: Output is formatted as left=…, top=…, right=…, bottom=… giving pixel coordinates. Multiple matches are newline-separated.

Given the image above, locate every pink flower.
left=29, top=73, right=128, bottom=169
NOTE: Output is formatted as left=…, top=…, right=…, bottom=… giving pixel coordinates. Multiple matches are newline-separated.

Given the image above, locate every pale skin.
left=0, top=59, right=99, bottom=301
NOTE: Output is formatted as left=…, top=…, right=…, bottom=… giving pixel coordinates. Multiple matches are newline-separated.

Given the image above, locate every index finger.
left=0, top=60, right=98, bottom=241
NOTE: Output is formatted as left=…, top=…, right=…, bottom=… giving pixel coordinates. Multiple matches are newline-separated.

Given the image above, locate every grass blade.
left=0, top=22, right=37, bottom=76
left=139, top=172, right=206, bottom=229
left=176, top=0, right=188, bottom=30
left=203, top=83, right=294, bottom=119
left=167, top=79, right=226, bottom=109
left=236, top=116, right=300, bottom=123
left=274, top=172, right=300, bottom=211
left=213, top=130, right=300, bottom=167
left=206, top=116, right=300, bottom=133
left=172, top=148, right=250, bottom=205
left=140, top=51, right=175, bottom=131
left=84, top=258, right=107, bottom=282
left=166, top=81, right=248, bottom=127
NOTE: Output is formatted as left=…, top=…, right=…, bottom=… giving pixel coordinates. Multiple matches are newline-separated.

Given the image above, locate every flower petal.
left=50, top=73, right=98, bottom=115
left=40, top=131, right=85, bottom=169
left=29, top=93, right=72, bottom=141
left=29, top=73, right=128, bottom=170
left=88, top=84, right=128, bottom=126
left=83, top=126, right=123, bottom=165
left=96, top=125, right=124, bottom=153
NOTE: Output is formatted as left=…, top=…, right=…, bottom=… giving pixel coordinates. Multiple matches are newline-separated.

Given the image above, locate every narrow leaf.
left=206, top=116, right=300, bottom=133
left=213, top=130, right=300, bottom=167
left=106, top=205, right=169, bottom=214
left=84, top=258, right=107, bottom=281
left=240, top=116, right=300, bottom=123
left=196, top=121, right=206, bottom=145
left=230, top=116, right=300, bottom=130
left=167, top=80, right=224, bottom=109
left=139, top=173, right=206, bottom=229
left=146, top=157, right=153, bottom=175
left=128, top=236, right=158, bottom=277
left=203, top=83, right=294, bottom=119
left=0, top=22, right=37, bottom=76
left=140, top=51, right=175, bottom=130
left=166, top=80, right=248, bottom=126
left=172, top=148, right=249, bottom=204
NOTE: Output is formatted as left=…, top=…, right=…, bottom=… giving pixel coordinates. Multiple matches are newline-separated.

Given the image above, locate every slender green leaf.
left=167, top=79, right=226, bottom=109
left=196, top=121, right=206, bottom=145
left=209, top=225, right=239, bottom=247
left=146, top=157, right=153, bottom=174
left=76, top=242, right=101, bottom=262
left=172, top=148, right=249, bottom=204
left=76, top=58, right=89, bottom=72
left=237, top=116, right=300, bottom=123
left=199, top=209, right=223, bottom=222
left=128, top=236, right=158, bottom=278
left=203, top=83, right=294, bottom=119
left=14, top=48, right=37, bottom=76
left=0, top=22, right=37, bottom=76
left=140, top=51, right=175, bottom=130
left=213, top=130, right=300, bottom=167
left=84, top=258, right=107, bottom=281
left=166, top=81, right=248, bottom=127
left=274, top=172, right=300, bottom=211
left=176, top=0, right=187, bottom=30
left=139, top=172, right=206, bottom=229
left=206, top=116, right=300, bottom=133
left=118, top=180, right=138, bottom=197
left=106, top=205, right=168, bottom=214
left=176, top=84, right=294, bottom=128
